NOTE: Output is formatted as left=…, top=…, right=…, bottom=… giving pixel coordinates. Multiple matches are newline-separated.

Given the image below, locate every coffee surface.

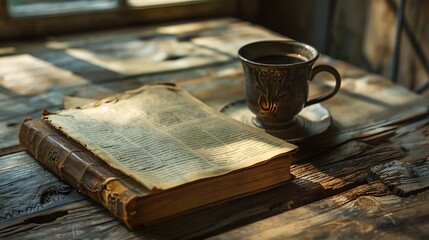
left=252, top=54, right=307, bottom=64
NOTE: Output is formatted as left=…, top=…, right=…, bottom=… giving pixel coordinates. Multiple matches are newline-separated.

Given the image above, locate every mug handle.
left=306, top=65, right=341, bottom=106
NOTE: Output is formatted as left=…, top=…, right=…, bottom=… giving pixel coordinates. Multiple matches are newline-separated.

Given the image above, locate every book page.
left=44, top=84, right=296, bottom=190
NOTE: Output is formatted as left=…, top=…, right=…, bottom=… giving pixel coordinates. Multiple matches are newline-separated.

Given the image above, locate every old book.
left=18, top=84, right=297, bottom=229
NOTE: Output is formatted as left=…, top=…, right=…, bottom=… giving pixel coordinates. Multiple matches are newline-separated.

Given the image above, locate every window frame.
left=0, top=0, right=245, bottom=40
left=6, top=0, right=120, bottom=18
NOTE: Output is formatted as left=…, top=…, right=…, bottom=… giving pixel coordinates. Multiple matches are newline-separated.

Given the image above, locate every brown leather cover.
left=18, top=119, right=148, bottom=228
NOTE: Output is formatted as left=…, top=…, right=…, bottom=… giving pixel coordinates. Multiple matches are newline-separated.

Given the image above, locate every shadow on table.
left=134, top=178, right=324, bottom=239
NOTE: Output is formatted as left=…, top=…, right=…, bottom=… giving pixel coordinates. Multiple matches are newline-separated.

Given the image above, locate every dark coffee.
left=252, top=54, right=307, bottom=64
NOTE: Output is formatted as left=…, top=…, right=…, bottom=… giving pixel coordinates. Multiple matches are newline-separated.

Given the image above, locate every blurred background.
left=0, top=0, right=427, bottom=93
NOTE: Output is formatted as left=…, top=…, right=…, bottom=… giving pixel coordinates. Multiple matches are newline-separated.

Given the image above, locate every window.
left=7, top=0, right=118, bottom=17
left=6, top=0, right=213, bottom=17
left=0, top=0, right=236, bottom=40
left=129, top=0, right=209, bottom=8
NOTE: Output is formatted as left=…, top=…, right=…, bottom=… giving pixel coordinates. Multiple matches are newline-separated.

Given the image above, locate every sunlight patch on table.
left=0, top=54, right=91, bottom=96
left=66, top=38, right=230, bottom=75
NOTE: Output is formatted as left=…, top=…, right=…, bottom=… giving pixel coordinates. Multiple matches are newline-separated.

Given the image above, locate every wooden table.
left=1, top=18, right=428, bottom=239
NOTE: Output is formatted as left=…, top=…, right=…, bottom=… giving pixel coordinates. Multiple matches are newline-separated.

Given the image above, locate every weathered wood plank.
left=294, top=98, right=429, bottom=164
left=0, top=117, right=415, bottom=239
left=211, top=182, right=429, bottom=239
left=0, top=62, right=246, bottom=149
left=6, top=180, right=429, bottom=239
left=0, top=152, right=85, bottom=229
left=0, top=108, right=425, bottom=238
left=0, top=21, right=273, bottom=151
left=0, top=18, right=239, bottom=50
left=0, top=21, right=278, bottom=87
left=369, top=119, right=429, bottom=196
left=370, top=159, right=429, bottom=197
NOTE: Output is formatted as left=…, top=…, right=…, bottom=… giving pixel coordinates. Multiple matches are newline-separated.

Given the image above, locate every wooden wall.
left=246, top=0, right=332, bottom=53
left=246, top=0, right=428, bottom=93
left=362, top=0, right=429, bottom=91
left=330, top=0, right=428, bottom=93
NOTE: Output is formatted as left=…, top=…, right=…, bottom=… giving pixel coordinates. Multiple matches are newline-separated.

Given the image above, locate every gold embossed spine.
left=18, top=119, right=138, bottom=228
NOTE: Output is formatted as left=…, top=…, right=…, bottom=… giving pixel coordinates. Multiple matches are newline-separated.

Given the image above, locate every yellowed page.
left=44, top=84, right=296, bottom=190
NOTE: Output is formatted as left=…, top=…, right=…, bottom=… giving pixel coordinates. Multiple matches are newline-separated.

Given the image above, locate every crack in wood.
left=23, top=210, right=68, bottom=225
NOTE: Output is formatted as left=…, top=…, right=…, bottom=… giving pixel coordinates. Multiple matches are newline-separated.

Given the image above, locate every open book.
left=19, top=84, right=297, bottom=229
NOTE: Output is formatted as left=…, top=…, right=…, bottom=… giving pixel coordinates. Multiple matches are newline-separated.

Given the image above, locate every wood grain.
left=2, top=115, right=423, bottom=238
left=0, top=62, right=243, bottom=149
left=0, top=152, right=85, bottom=229
left=369, top=119, right=429, bottom=196
left=211, top=182, right=429, bottom=239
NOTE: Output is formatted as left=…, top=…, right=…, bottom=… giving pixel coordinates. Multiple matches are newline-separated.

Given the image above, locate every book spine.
left=18, top=119, right=135, bottom=228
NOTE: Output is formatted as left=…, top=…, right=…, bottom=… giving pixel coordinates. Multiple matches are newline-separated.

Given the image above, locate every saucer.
left=220, top=100, right=332, bottom=143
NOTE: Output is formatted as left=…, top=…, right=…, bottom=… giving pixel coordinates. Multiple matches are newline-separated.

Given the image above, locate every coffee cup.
left=238, top=40, right=341, bottom=130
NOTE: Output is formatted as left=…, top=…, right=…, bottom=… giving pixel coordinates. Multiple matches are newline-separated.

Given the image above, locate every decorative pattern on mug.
left=251, top=68, right=291, bottom=116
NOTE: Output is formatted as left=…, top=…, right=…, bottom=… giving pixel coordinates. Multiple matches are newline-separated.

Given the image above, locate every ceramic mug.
left=238, top=40, right=341, bottom=130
